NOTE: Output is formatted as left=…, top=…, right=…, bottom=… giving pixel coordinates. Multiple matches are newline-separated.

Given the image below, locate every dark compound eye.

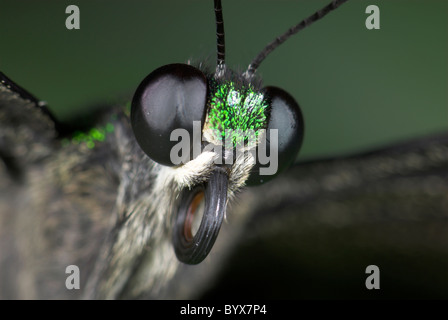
left=246, top=86, right=304, bottom=186
left=131, top=63, right=208, bottom=166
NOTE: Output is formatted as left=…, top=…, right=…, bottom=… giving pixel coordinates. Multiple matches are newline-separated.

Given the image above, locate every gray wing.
left=0, top=72, right=126, bottom=299
left=0, top=72, right=56, bottom=178
left=203, top=132, right=448, bottom=298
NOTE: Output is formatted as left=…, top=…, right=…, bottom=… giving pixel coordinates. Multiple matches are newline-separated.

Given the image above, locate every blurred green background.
left=1, top=0, right=447, bottom=161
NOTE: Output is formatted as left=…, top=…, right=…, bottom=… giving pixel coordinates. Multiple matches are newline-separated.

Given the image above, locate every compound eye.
left=246, top=86, right=304, bottom=186
left=131, top=63, right=208, bottom=166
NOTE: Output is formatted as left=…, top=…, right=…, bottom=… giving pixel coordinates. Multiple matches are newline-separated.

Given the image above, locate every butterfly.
left=1, top=0, right=447, bottom=299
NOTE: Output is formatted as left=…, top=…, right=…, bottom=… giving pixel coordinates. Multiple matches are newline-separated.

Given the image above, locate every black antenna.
left=214, top=0, right=226, bottom=78
left=244, top=0, right=350, bottom=78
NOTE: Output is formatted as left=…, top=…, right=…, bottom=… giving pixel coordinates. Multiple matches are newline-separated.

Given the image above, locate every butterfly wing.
left=203, top=133, right=448, bottom=298
left=0, top=72, right=126, bottom=299
left=0, top=72, right=57, bottom=178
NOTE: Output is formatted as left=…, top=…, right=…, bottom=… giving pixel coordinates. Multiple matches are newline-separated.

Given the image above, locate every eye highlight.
left=131, top=63, right=208, bottom=166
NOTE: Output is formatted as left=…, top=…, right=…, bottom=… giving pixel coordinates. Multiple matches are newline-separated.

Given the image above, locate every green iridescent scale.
left=208, top=81, right=269, bottom=146
left=61, top=114, right=117, bottom=149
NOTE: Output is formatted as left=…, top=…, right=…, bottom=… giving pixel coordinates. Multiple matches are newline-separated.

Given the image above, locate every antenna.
left=244, top=0, right=350, bottom=79
left=214, top=0, right=226, bottom=78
